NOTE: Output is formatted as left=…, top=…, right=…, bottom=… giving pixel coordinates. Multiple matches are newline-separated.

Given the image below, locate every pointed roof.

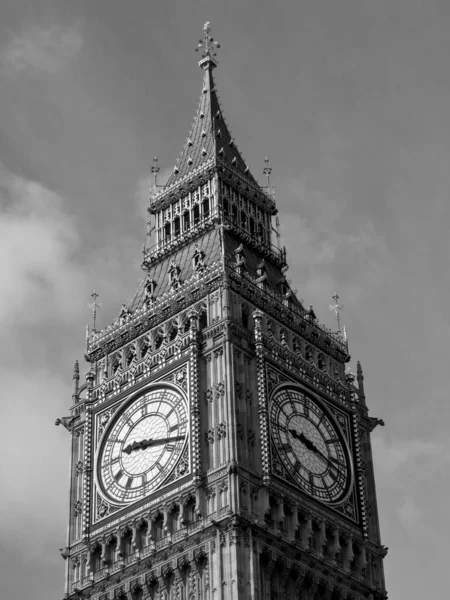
left=163, top=23, right=259, bottom=190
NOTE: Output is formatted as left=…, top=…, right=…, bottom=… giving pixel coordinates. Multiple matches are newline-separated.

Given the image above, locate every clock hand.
left=123, top=435, right=185, bottom=455
left=289, top=428, right=318, bottom=453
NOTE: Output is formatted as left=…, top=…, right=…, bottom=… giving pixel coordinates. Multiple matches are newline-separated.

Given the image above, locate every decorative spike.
left=217, top=129, right=222, bottom=137
left=218, top=147, right=224, bottom=155
left=72, top=360, right=80, bottom=403
left=215, top=110, right=220, bottom=118
left=187, top=138, right=193, bottom=146
left=229, top=138, right=235, bottom=146
left=231, top=157, right=237, bottom=164
left=199, top=111, right=205, bottom=118
left=188, top=157, right=193, bottom=165
left=201, top=148, right=207, bottom=156
left=201, top=130, right=206, bottom=137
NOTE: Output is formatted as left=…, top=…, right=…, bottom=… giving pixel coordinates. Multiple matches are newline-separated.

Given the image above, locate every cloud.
left=397, top=497, right=421, bottom=529
left=0, top=164, right=86, bottom=329
left=371, top=432, right=450, bottom=533
left=1, top=23, right=83, bottom=74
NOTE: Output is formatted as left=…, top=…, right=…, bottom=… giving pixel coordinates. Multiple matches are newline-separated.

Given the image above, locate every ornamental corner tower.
left=57, top=23, right=388, bottom=600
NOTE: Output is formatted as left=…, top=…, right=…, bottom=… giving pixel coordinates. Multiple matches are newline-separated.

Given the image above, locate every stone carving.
left=216, top=422, right=227, bottom=440
left=55, top=415, right=80, bottom=433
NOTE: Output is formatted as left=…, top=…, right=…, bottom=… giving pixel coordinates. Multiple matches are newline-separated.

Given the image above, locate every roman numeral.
left=126, top=477, right=133, bottom=489
left=156, top=463, right=163, bottom=472
left=326, top=438, right=339, bottom=445
left=281, top=443, right=292, bottom=452
left=166, top=407, right=175, bottom=419
left=166, top=444, right=175, bottom=452
left=114, top=469, right=123, bottom=482
left=169, top=424, right=179, bottom=432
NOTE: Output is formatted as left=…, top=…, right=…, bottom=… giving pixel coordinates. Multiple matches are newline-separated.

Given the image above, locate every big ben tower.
left=57, top=23, right=388, bottom=600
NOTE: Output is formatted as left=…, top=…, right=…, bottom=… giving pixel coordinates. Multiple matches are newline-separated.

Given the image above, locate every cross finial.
left=151, top=156, right=160, bottom=188
left=87, top=290, right=102, bottom=332
left=263, top=156, right=272, bottom=187
left=196, top=22, right=221, bottom=69
left=329, top=292, right=344, bottom=332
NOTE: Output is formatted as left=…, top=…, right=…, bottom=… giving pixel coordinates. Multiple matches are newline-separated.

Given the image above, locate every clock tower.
left=57, top=23, right=388, bottom=600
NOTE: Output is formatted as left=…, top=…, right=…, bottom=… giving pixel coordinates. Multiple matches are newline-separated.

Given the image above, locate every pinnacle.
left=163, top=50, right=258, bottom=190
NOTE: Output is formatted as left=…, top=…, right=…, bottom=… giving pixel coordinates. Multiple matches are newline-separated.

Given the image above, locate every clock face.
left=98, top=387, right=188, bottom=504
left=270, top=387, right=351, bottom=503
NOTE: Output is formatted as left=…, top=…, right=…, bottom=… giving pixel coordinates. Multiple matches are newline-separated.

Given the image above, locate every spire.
left=164, top=22, right=258, bottom=190
left=357, top=360, right=367, bottom=407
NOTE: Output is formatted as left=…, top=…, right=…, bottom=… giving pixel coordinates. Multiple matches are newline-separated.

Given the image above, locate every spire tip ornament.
left=87, top=290, right=101, bottom=333
left=196, top=22, right=221, bottom=69
left=329, top=292, right=344, bottom=332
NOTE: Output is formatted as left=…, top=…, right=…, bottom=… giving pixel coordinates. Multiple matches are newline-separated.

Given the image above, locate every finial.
left=72, top=360, right=80, bottom=403
left=329, top=292, right=344, bottom=332
left=151, top=156, right=160, bottom=188
left=263, top=156, right=272, bottom=187
left=196, top=22, right=221, bottom=69
left=87, top=290, right=101, bottom=333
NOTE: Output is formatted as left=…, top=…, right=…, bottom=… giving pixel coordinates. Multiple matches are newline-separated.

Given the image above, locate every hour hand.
left=123, top=435, right=184, bottom=455
left=289, top=428, right=318, bottom=453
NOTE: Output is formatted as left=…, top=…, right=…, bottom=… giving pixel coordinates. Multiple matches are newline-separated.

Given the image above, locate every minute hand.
left=123, top=435, right=184, bottom=455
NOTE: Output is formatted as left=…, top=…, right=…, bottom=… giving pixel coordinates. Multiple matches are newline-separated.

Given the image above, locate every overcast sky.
left=0, top=1, right=449, bottom=598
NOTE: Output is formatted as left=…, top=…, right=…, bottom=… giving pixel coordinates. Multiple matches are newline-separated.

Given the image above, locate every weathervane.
left=329, top=292, right=344, bottom=332
left=87, top=290, right=101, bottom=332
left=196, top=22, right=221, bottom=62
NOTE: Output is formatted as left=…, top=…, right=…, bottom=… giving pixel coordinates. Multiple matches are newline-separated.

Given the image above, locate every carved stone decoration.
left=55, top=415, right=80, bottom=433
left=205, top=429, right=215, bottom=445
left=169, top=260, right=182, bottom=290
left=216, top=422, right=227, bottom=440
left=204, top=387, right=214, bottom=403
left=97, top=501, right=109, bottom=519
left=215, top=381, right=225, bottom=400
left=99, top=412, right=110, bottom=428
left=75, top=461, right=84, bottom=476
left=73, top=500, right=83, bottom=517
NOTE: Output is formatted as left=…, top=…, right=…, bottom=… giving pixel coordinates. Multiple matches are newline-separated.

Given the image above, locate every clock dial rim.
left=96, top=383, right=189, bottom=505
left=270, top=383, right=353, bottom=505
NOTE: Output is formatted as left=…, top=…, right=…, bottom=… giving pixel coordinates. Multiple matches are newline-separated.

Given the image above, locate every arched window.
left=121, top=529, right=133, bottom=558
left=153, top=514, right=165, bottom=541
left=242, top=304, right=249, bottom=329
left=174, top=216, right=180, bottom=237
left=198, top=310, right=207, bottom=331
left=170, top=505, right=181, bottom=532
left=91, top=544, right=102, bottom=574
left=318, top=353, right=325, bottom=370
left=164, top=222, right=171, bottom=242
left=202, top=198, right=209, bottom=218
left=193, top=204, right=200, bottom=225
left=169, top=324, right=178, bottom=341
left=183, top=211, right=190, bottom=231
